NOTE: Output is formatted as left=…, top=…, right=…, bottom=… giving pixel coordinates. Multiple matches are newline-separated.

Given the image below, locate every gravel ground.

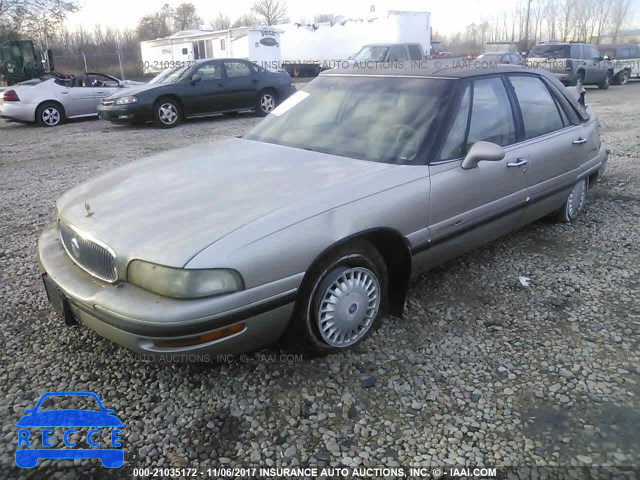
left=0, top=82, right=639, bottom=479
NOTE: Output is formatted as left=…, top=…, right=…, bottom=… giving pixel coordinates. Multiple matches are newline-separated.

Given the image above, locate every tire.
left=554, top=178, right=588, bottom=223
left=598, top=72, right=611, bottom=90
left=286, top=240, right=388, bottom=356
left=152, top=97, right=181, bottom=128
left=256, top=90, right=277, bottom=117
left=616, top=70, right=630, bottom=85
left=36, top=101, right=64, bottom=127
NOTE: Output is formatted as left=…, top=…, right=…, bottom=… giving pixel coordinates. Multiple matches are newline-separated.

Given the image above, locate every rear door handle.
left=572, top=137, right=588, bottom=145
left=507, top=158, right=528, bottom=167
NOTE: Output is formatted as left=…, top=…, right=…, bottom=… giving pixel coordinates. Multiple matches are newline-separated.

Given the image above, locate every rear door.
left=420, top=77, right=529, bottom=271
left=505, top=74, right=589, bottom=225
left=220, top=60, right=257, bottom=111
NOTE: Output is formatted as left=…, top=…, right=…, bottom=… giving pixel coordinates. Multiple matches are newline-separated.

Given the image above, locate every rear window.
left=530, top=44, right=570, bottom=58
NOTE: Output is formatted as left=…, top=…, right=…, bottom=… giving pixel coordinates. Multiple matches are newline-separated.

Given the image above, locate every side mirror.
left=602, top=54, right=610, bottom=61
left=461, top=141, right=505, bottom=170
left=191, top=74, right=202, bottom=84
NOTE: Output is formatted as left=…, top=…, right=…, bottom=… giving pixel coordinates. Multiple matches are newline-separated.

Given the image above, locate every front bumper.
left=97, top=103, right=151, bottom=124
left=0, top=101, right=35, bottom=122
left=37, top=224, right=298, bottom=359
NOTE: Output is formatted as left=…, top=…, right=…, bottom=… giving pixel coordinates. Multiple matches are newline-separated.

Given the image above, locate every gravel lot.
left=0, top=82, right=639, bottom=479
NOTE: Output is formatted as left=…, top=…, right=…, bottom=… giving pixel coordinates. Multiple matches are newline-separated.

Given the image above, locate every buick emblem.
left=71, top=237, right=80, bottom=257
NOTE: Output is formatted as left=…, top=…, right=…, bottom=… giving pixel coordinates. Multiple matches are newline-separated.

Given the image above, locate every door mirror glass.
left=461, top=141, right=505, bottom=170
left=191, top=74, right=202, bottom=83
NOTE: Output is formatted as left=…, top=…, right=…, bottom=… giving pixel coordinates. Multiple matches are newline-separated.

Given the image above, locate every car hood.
left=17, top=411, right=122, bottom=427
left=57, top=139, right=395, bottom=268
left=105, top=82, right=166, bottom=99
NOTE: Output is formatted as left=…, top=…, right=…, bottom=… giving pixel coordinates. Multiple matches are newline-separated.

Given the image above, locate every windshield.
left=530, top=44, right=570, bottom=58
left=477, top=53, right=503, bottom=62
left=244, top=76, right=452, bottom=164
left=150, top=65, right=191, bottom=84
left=352, top=46, right=390, bottom=62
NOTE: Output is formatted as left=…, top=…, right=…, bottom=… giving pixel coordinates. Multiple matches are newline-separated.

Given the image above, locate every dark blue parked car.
left=97, top=58, right=296, bottom=127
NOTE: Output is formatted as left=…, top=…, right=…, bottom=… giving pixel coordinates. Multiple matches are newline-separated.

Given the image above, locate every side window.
left=571, top=45, right=581, bottom=58
left=587, top=46, right=600, bottom=59
left=510, top=76, right=565, bottom=139
left=388, top=46, right=408, bottom=61
left=440, top=85, right=471, bottom=160
left=224, top=61, right=251, bottom=79
left=467, top=78, right=516, bottom=147
left=407, top=44, right=423, bottom=61
left=194, top=62, right=222, bottom=80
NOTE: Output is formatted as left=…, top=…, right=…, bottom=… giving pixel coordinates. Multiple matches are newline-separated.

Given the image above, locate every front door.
left=180, top=60, right=227, bottom=116
left=416, top=77, right=529, bottom=272
left=61, top=76, right=98, bottom=117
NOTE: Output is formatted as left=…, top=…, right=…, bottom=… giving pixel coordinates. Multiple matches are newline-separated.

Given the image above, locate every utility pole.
left=524, top=0, right=532, bottom=50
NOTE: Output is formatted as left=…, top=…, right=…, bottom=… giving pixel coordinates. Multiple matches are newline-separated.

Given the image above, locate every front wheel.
left=153, top=98, right=182, bottom=128
left=616, top=70, right=630, bottom=85
left=554, top=178, right=588, bottom=223
left=287, top=240, right=388, bottom=356
left=598, top=72, right=611, bottom=90
left=256, top=90, right=277, bottom=117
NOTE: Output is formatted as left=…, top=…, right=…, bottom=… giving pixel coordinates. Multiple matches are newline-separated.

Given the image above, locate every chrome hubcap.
left=260, top=94, right=275, bottom=113
left=567, top=179, right=587, bottom=219
left=42, top=107, right=60, bottom=126
left=317, top=267, right=380, bottom=348
left=159, top=103, right=178, bottom=124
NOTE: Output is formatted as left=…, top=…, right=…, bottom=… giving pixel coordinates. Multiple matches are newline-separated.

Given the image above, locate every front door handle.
left=507, top=158, right=528, bottom=167
left=572, top=137, right=588, bottom=145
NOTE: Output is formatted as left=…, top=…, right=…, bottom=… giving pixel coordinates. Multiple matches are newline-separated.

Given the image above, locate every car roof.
left=321, top=64, right=528, bottom=79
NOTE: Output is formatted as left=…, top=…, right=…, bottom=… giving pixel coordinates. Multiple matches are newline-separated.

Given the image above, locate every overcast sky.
left=65, top=0, right=515, bottom=35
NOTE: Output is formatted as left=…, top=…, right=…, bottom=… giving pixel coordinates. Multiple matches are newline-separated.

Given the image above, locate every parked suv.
left=598, top=44, right=640, bottom=85
left=527, top=42, right=613, bottom=89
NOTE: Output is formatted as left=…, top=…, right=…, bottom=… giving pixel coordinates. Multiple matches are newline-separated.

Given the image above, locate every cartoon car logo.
left=16, top=391, right=124, bottom=468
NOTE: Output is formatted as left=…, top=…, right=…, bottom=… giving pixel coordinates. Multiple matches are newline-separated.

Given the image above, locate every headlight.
left=115, top=96, right=138, bottom=105
left=127, top=260, right=244, bottom=298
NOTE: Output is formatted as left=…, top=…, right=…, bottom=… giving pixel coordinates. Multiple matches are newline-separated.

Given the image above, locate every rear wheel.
left=36, top=102, right=64, bottom=127
left=287, top=240, right=388, bottom=356
left=255, top=90, right=277, bottom=116
left=554, top=178, right=588, bottom=223
left=153, top=98, right=181, bottom=128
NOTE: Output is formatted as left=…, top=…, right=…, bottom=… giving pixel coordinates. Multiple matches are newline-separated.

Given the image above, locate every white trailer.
left=139, top=28, right=282, bottom=75
left=275, top=10, right=431, bottom=76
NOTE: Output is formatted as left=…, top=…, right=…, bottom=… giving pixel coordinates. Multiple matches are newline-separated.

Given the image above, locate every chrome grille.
left=59, top=221, right=118, bottom=282
left=101, top=100, right=114, bottom=106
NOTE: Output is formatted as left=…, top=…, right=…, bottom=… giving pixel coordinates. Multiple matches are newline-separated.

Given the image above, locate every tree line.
left=440, top=0, right=636, bottom=54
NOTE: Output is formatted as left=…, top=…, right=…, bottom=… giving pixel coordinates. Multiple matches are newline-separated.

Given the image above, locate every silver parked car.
left=37, top=66, right=608, bottom=358
left=0, top=73, right=143, bottom=127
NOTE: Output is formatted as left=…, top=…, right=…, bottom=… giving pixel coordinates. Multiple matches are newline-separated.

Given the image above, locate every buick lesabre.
left=38, top=66, right=608, bottom=357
